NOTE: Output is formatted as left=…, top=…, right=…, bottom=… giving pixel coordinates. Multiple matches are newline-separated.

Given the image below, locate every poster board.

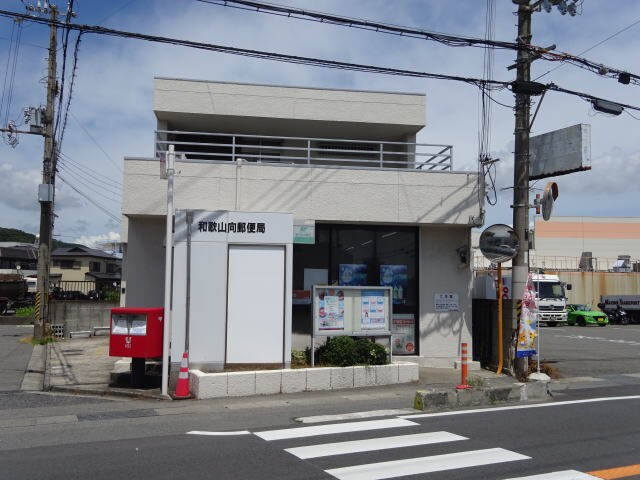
left=313, top=285, right=392, bottom=336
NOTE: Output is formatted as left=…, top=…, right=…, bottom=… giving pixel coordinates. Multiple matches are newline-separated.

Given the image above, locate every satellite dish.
left=541, top=182, right=559, bottom=221
left=479, top=224, right=519, bottom=263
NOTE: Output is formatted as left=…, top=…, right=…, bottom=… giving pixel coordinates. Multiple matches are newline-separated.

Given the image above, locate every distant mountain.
left=0, top=227, right=78, bottom=249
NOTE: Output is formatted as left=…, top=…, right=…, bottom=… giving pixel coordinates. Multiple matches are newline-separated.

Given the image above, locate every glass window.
left=292, top=224, right=419, bottom=354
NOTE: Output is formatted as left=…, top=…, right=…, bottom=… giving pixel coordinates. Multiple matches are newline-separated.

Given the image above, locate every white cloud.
left=74, top=231, right=121, bottom=249
left=1, top=0, right=640, bottom=240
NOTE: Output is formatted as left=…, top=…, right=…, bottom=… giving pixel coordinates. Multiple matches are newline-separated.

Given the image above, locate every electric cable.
left=57, top=161, right=121, bottom=202
left=209, top=0, right=640, bottom=86
left=70, top=111, right=123, bottom=173
left=57, top=150, right=122, bottom=190
left=57, top=173, right=121, bottom=223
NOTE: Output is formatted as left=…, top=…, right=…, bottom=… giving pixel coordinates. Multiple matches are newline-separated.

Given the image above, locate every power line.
left=0, top=8, right=638, bottom=115
left=69, top=111, right=123, bottom=173
left=210, top=0, right=640, bottom=86
left=57, top=150, right=122, bottom=190
left=535, top=17, right=640, bottom=81
left=57, top=155, right=122, bottom=197
left=57, top=173, right=121, bottom=223
left=0, top=8, right=510, bottom=89
left=57, top=161, right=121, bottom=202
left=198, top=0, right=522, bottom=50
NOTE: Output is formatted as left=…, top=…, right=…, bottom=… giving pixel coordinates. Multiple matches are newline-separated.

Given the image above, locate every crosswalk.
left=252, top=418, right=602, bottom=480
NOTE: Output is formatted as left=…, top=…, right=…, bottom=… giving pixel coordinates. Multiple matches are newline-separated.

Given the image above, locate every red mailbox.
left=109, top=307, right=164, bottom=358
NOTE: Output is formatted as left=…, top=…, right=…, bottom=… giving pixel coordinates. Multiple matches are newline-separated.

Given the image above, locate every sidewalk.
left=22, top=335, right=525, bottom=402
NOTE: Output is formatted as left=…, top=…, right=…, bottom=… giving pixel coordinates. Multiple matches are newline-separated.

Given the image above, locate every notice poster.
left=317, top=288, right=345, bottom=331
left=360, top=290, right=386, bottom=330
left=391, top=314, right=415, bottom=355
left=434, top=293, right=459, bottom=312
left=516, top=274, right=538, bottom=358
left=339, top=264, right=367, bottom=286
left=380, top=265, right=407, bottom=305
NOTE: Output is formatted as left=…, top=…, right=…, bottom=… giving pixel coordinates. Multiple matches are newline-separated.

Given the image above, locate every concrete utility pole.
left=510, top=0, right=533, bottom=375
left=34, top=5, right=58, bottom=341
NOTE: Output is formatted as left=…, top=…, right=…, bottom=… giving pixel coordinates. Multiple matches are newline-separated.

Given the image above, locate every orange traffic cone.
left=173, top=351, right=191, bottom=399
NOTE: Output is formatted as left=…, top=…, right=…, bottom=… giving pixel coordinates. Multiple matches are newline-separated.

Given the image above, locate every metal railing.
left=51, top=280, right=120, bottom=301
left=155, top=130, right=454, bottom=172
left=474, top=252, right=640, bottom=273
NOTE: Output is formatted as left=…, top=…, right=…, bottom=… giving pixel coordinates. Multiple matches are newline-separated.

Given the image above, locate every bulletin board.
left=312, top=285, right=392, bottom=336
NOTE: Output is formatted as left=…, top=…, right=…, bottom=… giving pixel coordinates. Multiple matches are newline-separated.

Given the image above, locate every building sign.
left=293, top=221, right=315, bottom=244
left=175, top=210, right=293, bottom=244
left=434, top=293, right=459, bottom=312
left=197, top=221, right=265, bottom=234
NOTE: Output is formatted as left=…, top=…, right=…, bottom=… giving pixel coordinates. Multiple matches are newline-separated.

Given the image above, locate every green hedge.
left=315, top=336, right=388, bottom=367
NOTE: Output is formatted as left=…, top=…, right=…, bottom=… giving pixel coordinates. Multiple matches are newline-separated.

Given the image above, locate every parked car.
left=567, top=304, right=608, bottom=326
left=57, top=290, right=88, bottom=300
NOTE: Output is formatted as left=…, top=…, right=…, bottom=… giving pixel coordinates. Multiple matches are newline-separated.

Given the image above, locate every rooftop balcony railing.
left=155, top=130, right=453, bottom=172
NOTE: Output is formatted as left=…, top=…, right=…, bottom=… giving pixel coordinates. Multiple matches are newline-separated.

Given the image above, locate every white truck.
left=473, top=272, right=569, bottom=326
left=530, top=273, right=569, bottom=327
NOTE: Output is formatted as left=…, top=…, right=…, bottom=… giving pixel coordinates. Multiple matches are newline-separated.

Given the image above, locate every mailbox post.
left=109, top=307, right=164, bottom=388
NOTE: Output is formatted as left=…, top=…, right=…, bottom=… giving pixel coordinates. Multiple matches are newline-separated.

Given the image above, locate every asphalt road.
left=538, top=324, right=640, bottom=378
left=2, top=393, right=640, bottom=479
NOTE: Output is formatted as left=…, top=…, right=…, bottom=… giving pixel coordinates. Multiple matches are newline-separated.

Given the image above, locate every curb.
left=49, top=384, right=170, bottom=400
left=413, top=381, right=551, bottom=411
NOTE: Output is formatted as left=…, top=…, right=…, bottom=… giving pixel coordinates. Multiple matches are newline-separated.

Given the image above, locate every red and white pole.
left=457, top=342, right=472, bottom=389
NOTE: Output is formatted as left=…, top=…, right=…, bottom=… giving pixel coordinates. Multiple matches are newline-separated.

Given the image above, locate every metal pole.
left=511, top=0, right=532, bottom=376
left=185, top=210, right=192, bottom=352
left=35, top=6, right=58, bottom=341
left=161, top=145, right=175, bottom=397
left=497, top=262, right=504, bottom=374
left=536, top=275, right=541, bottom=373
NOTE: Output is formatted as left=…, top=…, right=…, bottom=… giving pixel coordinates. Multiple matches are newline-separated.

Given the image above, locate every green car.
left=567, top=304, right=609, bottom=326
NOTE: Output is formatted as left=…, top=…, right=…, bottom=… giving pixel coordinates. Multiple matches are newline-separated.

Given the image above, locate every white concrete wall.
left=419, top=226, right=474, bottom=367
left=123, top=159, right=480, bottom=226
left=121, top=217, right=165, bottom=308
left=154, top=78, right=425, bottom=133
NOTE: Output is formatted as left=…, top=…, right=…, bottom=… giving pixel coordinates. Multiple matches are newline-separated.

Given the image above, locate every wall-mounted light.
left=456, top=245, right=470, bottom=267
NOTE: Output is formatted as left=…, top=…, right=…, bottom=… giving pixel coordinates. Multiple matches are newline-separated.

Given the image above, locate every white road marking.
left=295, top=409, right=417, bottom=424
left=400, top=395, right=640, bottom=419
left=255, top=418, right=418, bottom=441
left=503, top=470, right=600, bottom=479
left=187, top=430, right=251, bottom=436
left=325, top=447, right=529, bottom=480
left=285, top=431, right=467, bottom=459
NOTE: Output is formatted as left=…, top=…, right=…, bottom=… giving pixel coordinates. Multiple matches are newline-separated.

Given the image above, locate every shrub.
left=316, top=336, right=389, bottom=367
left=355, top=338, right=388, bottom=365
left=16, top=306, right=35, bottom=318
left=291, top=349, right=308, bottom=368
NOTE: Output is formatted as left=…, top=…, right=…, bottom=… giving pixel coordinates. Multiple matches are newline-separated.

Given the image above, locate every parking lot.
left=537, top=324, right=640, bottom=378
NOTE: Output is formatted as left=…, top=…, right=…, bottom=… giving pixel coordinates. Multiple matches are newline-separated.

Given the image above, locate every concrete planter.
left=190, top=362, right=419, bottom=399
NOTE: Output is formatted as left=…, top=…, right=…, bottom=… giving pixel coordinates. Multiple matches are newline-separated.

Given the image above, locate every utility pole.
left=510, top=0, right=533, bottom=375
left=34, top=4, right=58, bottom=341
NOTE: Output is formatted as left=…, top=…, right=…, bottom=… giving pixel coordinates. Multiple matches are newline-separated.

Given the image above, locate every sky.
left=0, top=0, right=639, bottom=249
